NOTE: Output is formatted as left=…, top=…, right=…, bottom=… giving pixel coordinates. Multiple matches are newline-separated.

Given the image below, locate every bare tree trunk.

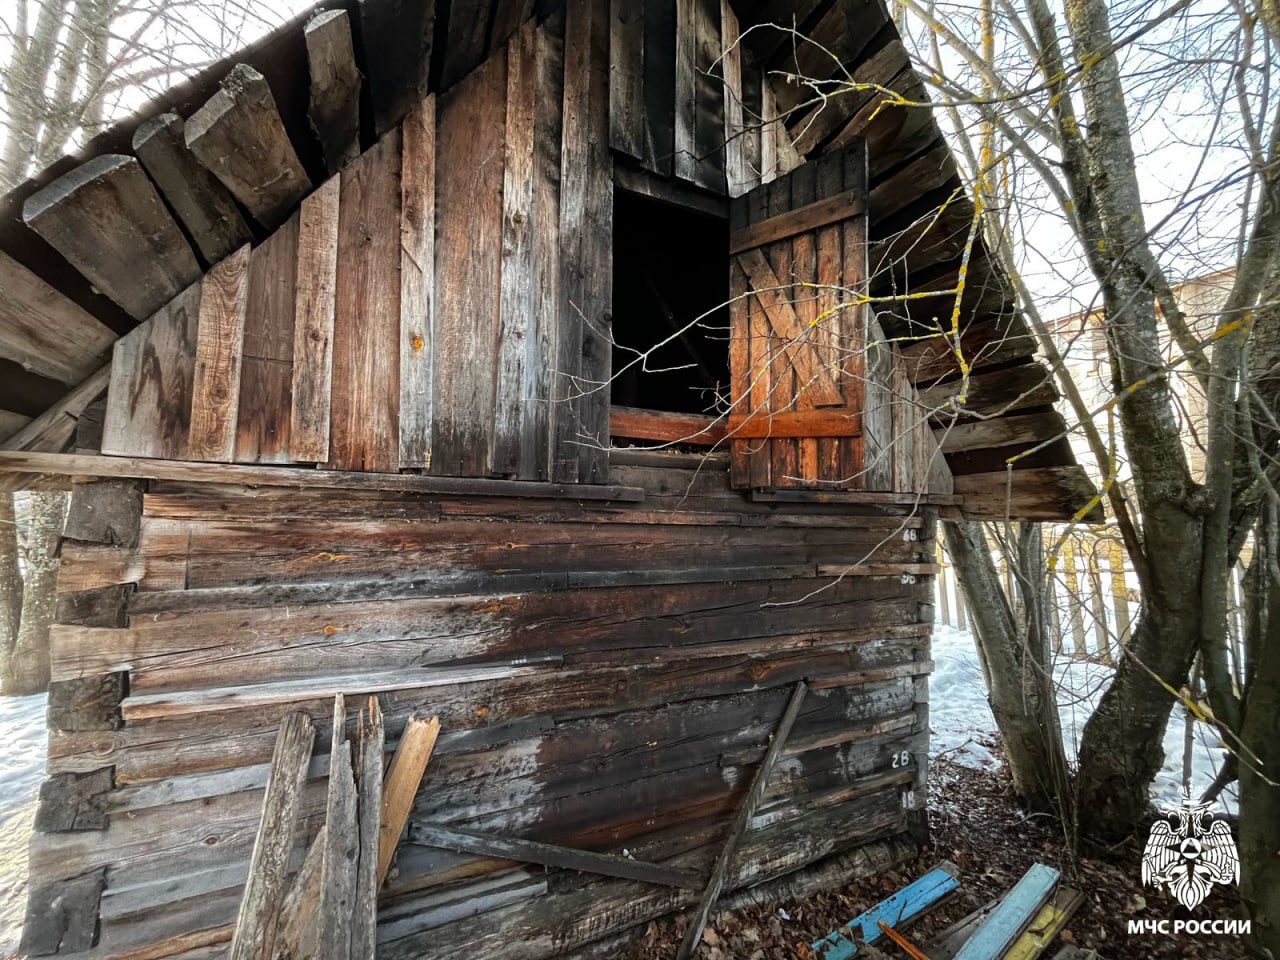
left=8, top=491, right=67, bottom=695
left=0, top=493, right=22, bottom=690
left=943, top=519, right=1070, bottom=813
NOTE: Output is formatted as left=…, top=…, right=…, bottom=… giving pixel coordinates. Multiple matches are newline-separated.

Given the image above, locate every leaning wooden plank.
left=327, top=130, right=402, bottom=473
left=812, top=863, right=962, bottom=959
left=0, top=251, right=115, bottom=385
left=952, top=863, right=1061, bottom=960
left=378, top=714, right=441, bottom=885
left=355, top=0, right=435, bottom=137
left=23, top=155, right=201, bottom=321
left=101, top=284, right=202, bottom=460
left=228, top=711, right=315, bottom=960
left=1003, top=887, right=1084, bottom=960
left=188, top=245, right=251, bottom=462
left=675, top=680, right=808, bottom=960
left=271, top=824, right=326, bottom=960
left=290, top=176, right=340, bottom=462
left=132, top=112, right=253, bottom=264
left=352, top=698, right=384, bottom=958
left=320, top=696, right=357, bottom=960
left=409, top=823, right=706, bottom=889
left=0, top=451, right=648, bottom=500
left=2, top=364, right=110, bottom=457
left=305, top=10, right=362, bottom=174
left=186, top=64, right=313, bottom=230
left=399, top=96, right=436, bottom=470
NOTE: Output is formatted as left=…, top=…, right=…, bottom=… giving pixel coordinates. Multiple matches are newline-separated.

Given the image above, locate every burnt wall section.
left=30, top=456, right=934, bottom=958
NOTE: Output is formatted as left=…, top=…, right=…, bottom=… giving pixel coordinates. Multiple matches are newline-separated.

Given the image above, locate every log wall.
left=28, top=456, right=935, bottom=958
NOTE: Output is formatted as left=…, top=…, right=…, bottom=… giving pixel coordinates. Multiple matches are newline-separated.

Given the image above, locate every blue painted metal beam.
left=811, top=863, right=961, bottom=959
left=952, top=863, right=1061, bottom=960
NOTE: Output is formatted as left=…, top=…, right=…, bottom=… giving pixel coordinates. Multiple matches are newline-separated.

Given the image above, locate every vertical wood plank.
left=327, top=132, right=402, bottom=473
left=889, top=349, right=914, bottom=493
left=432, top=52, right=507, bottom=478
left=609, top=0, right=645, bottom=162
left=839, top=140, right=869, bottom=486
left=555, top=0, right=613, bottom=484
left=494, top=22, right=538, bottom=478
left=765, top=175, right=798, bottom=487
left=814, top=153, right=843, bottom=484
left=863, top=316, right=893, bottom=491
left=760, top=80, right=778, bottom=184
left=290, top=177, right=340, bottom=463
left=745, top=186, right=772, bottom=489
left=728, top=250, right=750, bottom=488
left=101, top=285, right=201, bottom=459
left=674, top=0, right=698, bottom=185
left=189, top=245, right=251, bottom=462
left=642, top=0, right=677, bottom=176
left=399, top=95, right=437, bottom=471
left=721, top=0, right=750, bottom=198
left=789, top=163, right=818, bottom=487
left=236, top=214, right=300, bottom=465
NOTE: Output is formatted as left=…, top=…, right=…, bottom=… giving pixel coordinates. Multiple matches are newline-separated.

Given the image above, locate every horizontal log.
left=816, top=563, right=938, bottom=577
left=752, top=489, right=960, bottom=506
left=953, top=465, right=1103, bottom=523
left=934, top=411, right=1069, bottom=455
left=609, top=406, right=726, bottom=446
left=409, top=824, right=706, bottom=890
left=0, top=451, right=646, bottom=501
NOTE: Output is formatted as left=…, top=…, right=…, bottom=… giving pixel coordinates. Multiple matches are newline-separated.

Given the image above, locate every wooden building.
left=0, top=0, right=1099, bottom=956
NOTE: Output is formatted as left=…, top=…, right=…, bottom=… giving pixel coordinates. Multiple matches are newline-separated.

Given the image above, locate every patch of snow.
left=929, top=623, right=1238, bottom=815
left=0, top=693, right=47, bottom=954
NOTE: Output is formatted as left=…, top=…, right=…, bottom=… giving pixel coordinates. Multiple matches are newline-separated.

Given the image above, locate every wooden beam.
left=228, top=711, right=315, bottom=960
left=0, top=250, right=114, bottom=385
left=610, top=406, right=727, bottom=446
left=727, top=408, right=861, bottom=439
left=1, top=364, right=110, bottom=457
left=23, top=155, right=201, bottom=321
left=132, top=112, right=253, bottom=264
left=356, top=0, right=435, bottom=137
left=0, top=450, right=648, bottom=501
left=729, top=193, right=866, bottom=255
left=953, top=465, right=1102, bottom=523
left=186, top=64, right=313, bottom=230
left=305, top=10, right=362, bottom=174
left=676, top=680, right=808, bottom=960
left=189, top=245, right=251, bottom=461
left=614, top=163, right=728, bottom=219
left=378, top=714, right=440, bottom=885
left=409, top=823, right=707, bottom=889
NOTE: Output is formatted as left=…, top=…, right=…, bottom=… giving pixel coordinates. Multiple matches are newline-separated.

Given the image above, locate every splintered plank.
left=493, top=21, right=537, bottom=478
left=378, top=714, right=441, bottom=884
left=0, top=250, right=115, bottom=385
left=399, top=96, right=436, bottom=470
left=101, top=284, right=202, bottom=459
left=720, top=0, right=752, bottom=198
left=132, top=113, right=253, bottom=265
left=811, top=862, right=961, bottom=959
left=320, top=697, right=357, bottom=960
left=23, top=155, right=201, bottom=321
left=189, top=245, right=251, bottom=462
left=186, top=64, right=313, bottom=231
left=228, top=711, right=315, bottom=960
left=352, top=698, right=384, bottom=957
left=431, top=51, right=507, bottom=478
left=555, top=0, right=613, bottom=484
left=290, top=177, right=340, bottom=463
left=356, top=0, right=435, bottom=137
left=305, top=10, right=362, bottom=174
left=236, top=214, right=300, bottom=464
left=327, top=131, right=402, bottom=473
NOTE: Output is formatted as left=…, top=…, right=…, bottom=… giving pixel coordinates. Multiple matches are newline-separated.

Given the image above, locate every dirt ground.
left=622, top=748, right=1258, bottom=960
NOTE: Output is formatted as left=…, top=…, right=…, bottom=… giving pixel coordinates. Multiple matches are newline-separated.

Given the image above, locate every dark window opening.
left=611, top=190, right=730, bottom=415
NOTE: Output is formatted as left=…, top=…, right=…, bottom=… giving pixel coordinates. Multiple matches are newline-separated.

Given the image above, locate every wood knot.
left=410, top=334, right=425, bottom=353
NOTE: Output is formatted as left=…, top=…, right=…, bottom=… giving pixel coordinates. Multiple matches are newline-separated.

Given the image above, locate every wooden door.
left=727, top=140, right=868, bottom=490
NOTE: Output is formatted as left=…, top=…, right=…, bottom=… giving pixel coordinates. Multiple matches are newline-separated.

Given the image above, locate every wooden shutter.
left=727, top=141, right=868, bottom=490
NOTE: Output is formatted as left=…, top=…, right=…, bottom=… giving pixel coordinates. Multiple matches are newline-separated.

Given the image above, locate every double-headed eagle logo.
left=1142, top=792, right=1239, bottom=910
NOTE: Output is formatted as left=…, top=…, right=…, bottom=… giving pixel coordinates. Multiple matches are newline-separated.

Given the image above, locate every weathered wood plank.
left=609, top=0, right=645, bottom=162
left=235, top=214, right=299, bottom=464
left=273, top=825, right=326, bottom=960
left=186, top=65, right=313, bottom=231
left=0, top=250, right=115, bottom=385
left=494, top=22, right=537, bottom=478
left=132, top=113, right=253, bottom=265
left=355, top=0, right=435, bottom=137
left=952, top=863, right=1060, bottom=960
left=320, top=697, right=358, bottom=960
left=101, top=284, right=202, bottom=459
left=727, top=408, right=860, bottom=439
left=189, top=245, right=251, bottom=462
left=674, top=0, right=725, bottom=192
left=610, top=406, right=726, bottom=445
left=327, top=131, right=402, bottom=473
left=290, top=176, right=340, bottom=463
left=721, top=0, right=753, bottom=198
left=811, top=862, right=961, bottom=959
left=409, top=823, right=706, bottom=889
left=642, top=0, right=677, bottom=176
left=23, top=155, right=201, bottom=321
left=353, top=698, right=384, bottom=957
left=305, top=10, right=362, bottom=174
left=431, top=51, right=506, bottom=478
left=228, top=711, right=315, bottom=960
left=379, top=714, right=441, bottom=883
left=730, top=192, right=866, bottom=255
left=0, top=451, right=647, bottom=500
left=399, top=95, right=436, bottom=470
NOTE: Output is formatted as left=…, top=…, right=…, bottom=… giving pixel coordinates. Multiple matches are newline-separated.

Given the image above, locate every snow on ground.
left=0, top=694, right=46, bottom=956
left=930, top=623, right=1239, bottom=814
